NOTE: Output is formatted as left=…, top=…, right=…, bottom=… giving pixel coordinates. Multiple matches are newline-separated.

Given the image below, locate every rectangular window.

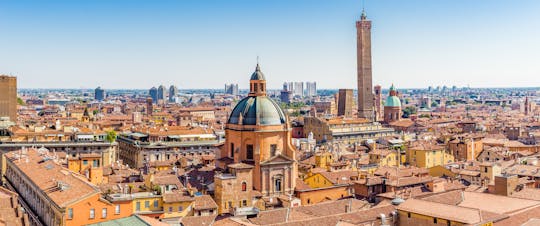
left=154, top=200, right=159, bottom=208
left=115, top=205, right=120, bottom=214
left=89, top=209, right=95, bottom=219
left=67, top=208, right=73, bottom=219
left=169, top=207, right=173, bottom=213
left=178, top=206, right=183, bottom=212
left=102, top=208, right=107, bottom=218
left=230, top=143, right=235, bottom=158
left=93, top=160, right=99, bottom=167
left=83, top=160, right=88, bottom=165
left=242, top=200, right=247, bottom=207
left=270, top=144, right=277, bottom=156
left=246, top=144, right=254, bottom=160
left=136, top=202, right=141, bottom=211
left=434, top=218, right=438, bottom=224
left=145, top=201, right=149, bottom=208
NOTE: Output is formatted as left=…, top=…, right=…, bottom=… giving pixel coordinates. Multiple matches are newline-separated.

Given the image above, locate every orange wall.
left=296, top=186, right=350, bottom=205
left=65, top=194, right=132, bottom=226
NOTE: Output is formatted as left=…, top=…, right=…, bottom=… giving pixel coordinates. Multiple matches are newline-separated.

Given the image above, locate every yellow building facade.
left=406, top=145, right=454, bottom=168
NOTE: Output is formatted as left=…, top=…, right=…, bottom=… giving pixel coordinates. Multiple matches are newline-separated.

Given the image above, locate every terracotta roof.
left=325, top=117, right=370, bottom=125
left=318, top=170, right=358, bottom=185
left=193, top=195, right=218, bottom=210
left=162, top=191, right=194, bottom=203
left=181, top=215, right=216, bottom=226
left=153, top=174, right=183, bottom=188
left=458, top=191, right=540, bottom=215
left=421, top=190, right=464, bottom=205
left=397, top=198, right=503, bottom=224
left=5, top=149, right=100, bottom=208
left=494, top=206, right=540, bottom=226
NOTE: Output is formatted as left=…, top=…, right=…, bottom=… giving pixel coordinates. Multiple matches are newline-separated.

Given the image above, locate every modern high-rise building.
left=356, top=10, right=374, bottom=120
left=94, top=86, right=105, bottom=101
left=0, top=75, right=17, bottom=121
left=169, top=85, right=178, bottom=102
left=283, top=81, right=307, bottom=97
left=337, top=89, right=354, bottom=118
left=305, top=82, right=317, bottom=97
left=149, top=87, right=158, bottom=103
left=293, top=82, right=304, bottom=97
left=157, top=85, right=167, bottom=102
left=224, top=83, right=239, bottom=95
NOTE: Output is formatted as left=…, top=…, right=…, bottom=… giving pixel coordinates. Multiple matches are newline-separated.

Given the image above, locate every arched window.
left=274, top=176, right=283, bottom=193
left=242, top=182, right=247, bottom=191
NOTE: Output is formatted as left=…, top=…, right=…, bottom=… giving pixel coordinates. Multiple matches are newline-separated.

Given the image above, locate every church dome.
left=228, top=96, right=286, bottom=126
left=385, top=84, right=401, bottom=107
left=385, top=96, right=401, bottom=107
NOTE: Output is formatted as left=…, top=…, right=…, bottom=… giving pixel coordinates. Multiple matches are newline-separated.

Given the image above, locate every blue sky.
left=1, top=0, right=539, bottom=89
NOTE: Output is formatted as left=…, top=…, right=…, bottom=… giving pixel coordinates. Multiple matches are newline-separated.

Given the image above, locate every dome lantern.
left=249, top=63, right=267, bottom=97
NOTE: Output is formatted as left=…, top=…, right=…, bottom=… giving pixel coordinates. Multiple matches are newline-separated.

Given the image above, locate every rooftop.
left=5, top=148, right=100, bottom=208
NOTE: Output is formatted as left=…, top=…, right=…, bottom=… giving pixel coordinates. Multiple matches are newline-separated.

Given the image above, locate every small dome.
left=250, top=64, right=265, bottom=80
left=391, top=197, right=405, bottom=205
left=385, top=96, right=401, bottom=107
left=228, top=96, right=286, bottom=126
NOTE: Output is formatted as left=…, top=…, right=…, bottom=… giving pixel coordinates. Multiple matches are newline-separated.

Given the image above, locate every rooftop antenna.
left=361, top=0, right=367, bottom=20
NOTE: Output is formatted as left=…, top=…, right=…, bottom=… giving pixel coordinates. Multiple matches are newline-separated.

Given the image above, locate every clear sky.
left=1, top=0, right=539, bottom=90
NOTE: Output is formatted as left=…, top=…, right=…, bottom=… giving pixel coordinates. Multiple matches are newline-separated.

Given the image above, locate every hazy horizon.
left=2, top=0, right=539, bottom=90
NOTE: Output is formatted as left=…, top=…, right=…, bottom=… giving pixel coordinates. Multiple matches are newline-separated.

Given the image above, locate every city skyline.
left=1, top=0, right=540, bottom=89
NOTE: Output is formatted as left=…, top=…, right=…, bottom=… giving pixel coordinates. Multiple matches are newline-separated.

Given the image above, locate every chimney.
left=345, top=198, right=352, bottom=213
left=380, top=214, right=389, bottom=226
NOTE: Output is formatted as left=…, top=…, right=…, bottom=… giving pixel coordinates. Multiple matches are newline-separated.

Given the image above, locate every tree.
left=106, top=130, right=117, bottom=143
left=17, top=97, right=25, bottom=106
left=402, top=106, right=417, bottom=118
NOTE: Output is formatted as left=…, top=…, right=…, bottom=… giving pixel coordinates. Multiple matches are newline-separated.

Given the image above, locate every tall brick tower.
left=356, top=10, right=374, bottom=120
left=0, top=75, right=17, bottom=122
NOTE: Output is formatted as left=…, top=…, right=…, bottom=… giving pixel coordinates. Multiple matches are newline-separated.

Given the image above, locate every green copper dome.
left=385, top=96, right=401, bottom=107
left=228, top=96, right=286, bottom=126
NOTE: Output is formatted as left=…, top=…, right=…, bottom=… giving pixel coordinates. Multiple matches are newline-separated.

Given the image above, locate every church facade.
left=217, top=64, right=298, bottom=199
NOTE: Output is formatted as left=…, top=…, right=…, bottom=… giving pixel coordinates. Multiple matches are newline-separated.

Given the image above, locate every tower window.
left=246, top=145, right=254, bottom=160
left=230, top=143, right=235, bottom=158
left=270, top=144, right=277, bottom=156
left=242, top=182, right=247, bottom=191
left=254, top=84, right=258, bottom=92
